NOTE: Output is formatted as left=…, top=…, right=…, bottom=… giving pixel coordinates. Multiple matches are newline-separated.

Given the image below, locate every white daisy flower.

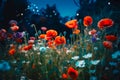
left=22, top=61, right=26, bottom=64
left=94, top=47, right=98, bottom=51
left=12, top=60, right=17, bottom=64
left=71, top=56, right=80, bottom=60
left=90, top=60, right=100, bottom=65
left=75, top=60, right=85, bottom=68
left=83, top=53, right=92, bottom=59
left=26, top=61, right=30, bottom=64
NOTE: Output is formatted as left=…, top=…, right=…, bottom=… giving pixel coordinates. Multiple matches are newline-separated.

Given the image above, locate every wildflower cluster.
left=0, top=16, right=119, bottom=80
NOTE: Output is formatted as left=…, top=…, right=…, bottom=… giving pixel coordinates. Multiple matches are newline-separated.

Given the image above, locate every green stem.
left=33, top=24, right=38, bottom=35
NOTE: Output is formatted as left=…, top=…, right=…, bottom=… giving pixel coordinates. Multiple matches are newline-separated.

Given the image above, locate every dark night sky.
left=28, top=0, right=79, bottom=17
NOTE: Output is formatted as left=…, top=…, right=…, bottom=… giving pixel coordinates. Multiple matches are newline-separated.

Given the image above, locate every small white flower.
left=22, top=61, right=26, bottom=64
left=25, top=53, right=28, bottom=57
left=75, top=60, right=85, bottom=68
left=21, top=50, right=28, bottom=53
left=38, top=62, right=42, bottom=65
left=26, top=61, right=30, bottom=64
left=46, top=46, right=50, bottom=49
left=66, top=50, right=72, bottom=54
left=96, top=38, right=100, bottom=40
left=12, top=60, right=17, bottom=64
left=91, top=60, right=100, bottom=65
left=88, top=31, right=92, bottom=35
left=33, top=44, right=39, bottom=51
left=20, top=76, right=26, bottom=80
left=86, top=39, right=90, bottom=42
left=83, top=53, right=92, bottom=59
left=66, top=60, right=70, bottom=63
left=22, top=31, right=26, bottom=35
left=71, top=56, right=79, bottom=60
left=38, top=42, right=44, bottom=46
left=37, top=52, right=40, bottom=55
left=94, top=47, right=98, bottom=50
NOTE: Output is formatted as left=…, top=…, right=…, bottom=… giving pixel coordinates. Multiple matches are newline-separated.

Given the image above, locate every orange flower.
left=103, top=41, right=112, bottom=49
left=97, top=18, right=114, bottom=29
left=83, top=16, right=93, bottom=27
left=9, top=48, right=16, bottom=55
left=22, top=45, right=29, bottom=51
left=67, top=67, right=78, bottom=80
left=54, top=36, right=66, bottom=45
left=38, top=34, right=46, bottom=39
left=105, top=35, right=117, bottom=41
left=46, top=29, right=58, bottom=40
left=88, top=29, right=97, bottom=35
left=62, top=73, right=68, bottom=79
left=65, top=19, right=78, bottom=29
left=10, top=25, right=19, bottom=31
left=73, top=29, right=80, bottom=34
left=22, top=44, right=33, bottom=51
left=47, top=40, right=54, bottom=47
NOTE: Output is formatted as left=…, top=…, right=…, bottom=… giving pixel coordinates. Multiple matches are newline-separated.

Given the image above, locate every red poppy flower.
left=73, top=29, right=80, bottom=34
left=9, top=48, right=16, bottom=55
left=89, top=29, right=97, bottom=35
left=46, top=29, right=58, bottom=40
left=7, top=33, right=13, bottom=39
left=97, top=18, right=114, bottom=29
left=83, top=16, right=93, bottom=27
left=103, top=41, right=112, bottom=49
left=22, top=44, right=33, bottom=51
left=15, top=38, right=22, bottom=43
left=65, top=19, right=78, bottom=29
left=22, top=45, right=29, bottom=51
left=105, top=35, right=117, bottom=41
left=62, top=73, right=68, bottom=79
left=38, top=34, right=46, bottom=39
left=67, top=67, right=78, bottom=80
left=10, top=26, right=19, bottom=31
left=47, top=40, right=54, bottom=47
left=28, top=44, right=33, bottom=50
left=54, top=36, right=66, bottom=46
